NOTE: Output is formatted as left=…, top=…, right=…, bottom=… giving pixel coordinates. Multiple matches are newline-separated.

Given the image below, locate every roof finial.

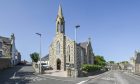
left=58, top=4, right=63, bottom=18
left=88, top=37, right=91, bottom=42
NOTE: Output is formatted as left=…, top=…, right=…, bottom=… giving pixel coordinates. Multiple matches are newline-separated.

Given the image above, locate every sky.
left=0, top=0, right=140, bottom=62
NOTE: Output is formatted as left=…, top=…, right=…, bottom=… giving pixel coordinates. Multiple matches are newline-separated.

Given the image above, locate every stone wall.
left=2, top=43, right=11, bottom=58
left=0, top=58, right=11, bottom=70
left=135, top=64, right=140, bottom=75
left=32, top=62, right=39, bottom=73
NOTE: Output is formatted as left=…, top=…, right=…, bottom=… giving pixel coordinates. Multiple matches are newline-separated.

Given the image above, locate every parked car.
left=41, top=63, right=49, bottom=70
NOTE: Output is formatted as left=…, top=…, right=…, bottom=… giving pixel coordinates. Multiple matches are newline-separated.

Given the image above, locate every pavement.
left=43, top=70, right=67, bottom=77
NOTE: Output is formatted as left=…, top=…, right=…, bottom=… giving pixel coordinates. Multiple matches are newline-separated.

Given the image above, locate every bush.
left=30, top=52, right=39, bottom=63
left=81, top=64, right=102, bottom=72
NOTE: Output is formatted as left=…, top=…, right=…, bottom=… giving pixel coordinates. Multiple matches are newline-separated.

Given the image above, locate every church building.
left=49, top=5, right=94, bottom=76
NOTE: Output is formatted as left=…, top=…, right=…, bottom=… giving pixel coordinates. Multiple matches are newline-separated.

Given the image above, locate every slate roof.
left=41, top=54, right=49, bottom=61
left=0, top=36, right=11, bottom=43
left=136, top=52, right=140, bottom=64
left=126, top=63, right=133, bottom=68
left=79, top=42, right=89, bottom=49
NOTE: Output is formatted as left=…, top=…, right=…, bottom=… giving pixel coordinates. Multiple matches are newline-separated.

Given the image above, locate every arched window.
left=60, top=23, right=63, bottom=33
left=56, top=41, right=60, bottom=55
left=57, top=21, right=64, bottom=33
left=0, top=42, right=2, bottom=49
left=81, top=50, right=84, bottom=64
left=57, top=22, right=60, bottom=32
left=67, top=45, right=70, bottom=62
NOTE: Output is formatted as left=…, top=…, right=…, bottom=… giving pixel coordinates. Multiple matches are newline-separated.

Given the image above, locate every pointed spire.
left=58, top=4, right=63, bottom=18
left=88, top=37, right=91, bottom=42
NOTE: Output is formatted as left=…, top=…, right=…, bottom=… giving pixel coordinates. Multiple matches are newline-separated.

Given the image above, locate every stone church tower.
left=49, top=5, right=94, bottom=74
left=56, top=5, right=65, bottom=35
left=49, top=5, right=67, bottom=71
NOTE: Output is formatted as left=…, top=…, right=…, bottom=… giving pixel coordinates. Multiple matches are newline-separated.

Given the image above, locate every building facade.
left=135, top=51, right=140, bottom=75
left=41, top=54, right=49, bottom=65
left=0, top=34, right=21, bottom=70
left=49, top=5, right=94, bottom=75
left=129, top=56, right=135, bottom=73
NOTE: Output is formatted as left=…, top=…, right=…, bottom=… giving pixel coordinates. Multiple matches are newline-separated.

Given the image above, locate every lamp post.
left=74, top=25, right=80, bottom=78
left=36, top=33, right=42, bottom=74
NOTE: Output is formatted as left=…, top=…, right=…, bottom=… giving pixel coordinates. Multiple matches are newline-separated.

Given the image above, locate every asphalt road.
left=0, top=65, right=36, bottom=84
left=0, top=65, right=89, bottom=84
left=1, top=66, right=140, bottom=84
left=87, top=70, right=140, bottom=84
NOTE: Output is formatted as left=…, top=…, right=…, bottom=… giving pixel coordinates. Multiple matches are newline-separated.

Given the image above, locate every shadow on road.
left=87, top=70, right=107, bottom=77
left=0, top=65, right=35, bottom=84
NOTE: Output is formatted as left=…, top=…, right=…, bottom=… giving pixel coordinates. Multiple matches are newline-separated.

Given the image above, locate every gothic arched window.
left=81, top=50, right=84, bottom=64
left=67, top=45, right=70, bottom=62
left=57, top=21, right=64, bottom=33
left=57, top=22, right=60, bottom=32
left=56, top=41, right=60, bottom=55
left=59, top=24, right=61, bottom=32
left=60, top=23, right=63, bottom=33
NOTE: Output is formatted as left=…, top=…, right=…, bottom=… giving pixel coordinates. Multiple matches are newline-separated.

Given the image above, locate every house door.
left=57, top=59, right=61, bottom=70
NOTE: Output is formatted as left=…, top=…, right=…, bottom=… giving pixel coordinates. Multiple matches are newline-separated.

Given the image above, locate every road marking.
left=12, top=72, right=17, bottom=79
left=125, top=72, right=140, bottom=81
left=38, top=75, right=75, bottom=82
left=114, top=77, right=117, bottom=84
left=77, top=71, right=113, bottom=84
left=76, top=80, right=89, bottom=84
left=114, top=71, right=129, bottom=84
left=37, top=71, right=112, bottom=83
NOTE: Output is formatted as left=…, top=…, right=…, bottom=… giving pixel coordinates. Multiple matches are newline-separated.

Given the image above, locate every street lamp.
left=36, top=33, right=42, bottom=74
left=74, top=25, right=80, bottom=78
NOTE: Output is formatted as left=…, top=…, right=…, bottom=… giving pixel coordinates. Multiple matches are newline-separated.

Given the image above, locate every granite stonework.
left=49, top=5, right=94, bottom=77
left=0, top=34, right=21, bottom=70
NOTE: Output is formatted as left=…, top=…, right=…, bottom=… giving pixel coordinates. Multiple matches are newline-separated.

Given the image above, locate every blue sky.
left=0, top=0, right=140, bottom=62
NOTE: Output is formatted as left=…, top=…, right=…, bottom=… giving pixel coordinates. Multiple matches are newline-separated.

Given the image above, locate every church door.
left=57, top=59, right=61, bottom=70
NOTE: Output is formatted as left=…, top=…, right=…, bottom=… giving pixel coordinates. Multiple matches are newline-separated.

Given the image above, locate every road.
left=1, top=66, right=140, bottom=84
left=0, top=65, right=88, bottom=84
left=87, top=70, right=140, bottom=84
left=0, top=65, right=36, bottom=84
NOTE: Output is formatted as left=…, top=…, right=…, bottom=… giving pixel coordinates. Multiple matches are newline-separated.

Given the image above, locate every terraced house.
left=49, top=5, right=94, bottom=77
left=135, top=51, right=140, bottom=75
left=0, top=33, right=21, bottom=70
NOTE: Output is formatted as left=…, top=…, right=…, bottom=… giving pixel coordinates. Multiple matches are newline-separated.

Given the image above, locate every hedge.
left=81, top=64, right=102, bottom=72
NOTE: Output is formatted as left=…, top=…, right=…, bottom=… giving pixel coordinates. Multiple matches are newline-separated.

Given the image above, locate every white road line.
left=76, top=80, right=89, bottom=84
left=77, top=71, right=112, bottom=84
left=114, top=71, right=129, bottom=84
left=37, top=71, right=112, bottom=84
left=114, top=77, right=117, bottom=84
left=12, top=72, right=17, bottom=79
left=38, top=75, right=75, bottom=82
left=125, top=73, right=140, bottom=81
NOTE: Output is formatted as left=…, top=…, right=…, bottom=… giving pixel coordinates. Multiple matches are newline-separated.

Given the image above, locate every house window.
left=0, top=42, right=2, bottom=49
left=81, top=50, right=84, bottom=64
left=0, top=51, right=2, bottom=57
left=67, top=45, right=70, bottom=62
left=56, top=41, right=60, bottom=55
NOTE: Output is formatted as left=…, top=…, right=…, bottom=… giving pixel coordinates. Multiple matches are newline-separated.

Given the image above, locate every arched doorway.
left=57, top=59, right=61, bottom=70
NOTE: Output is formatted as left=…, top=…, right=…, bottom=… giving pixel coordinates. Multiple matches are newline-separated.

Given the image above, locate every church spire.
left=58, top=4, right=63, bottom=18
left=56, top=4, right=65, bottom=34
